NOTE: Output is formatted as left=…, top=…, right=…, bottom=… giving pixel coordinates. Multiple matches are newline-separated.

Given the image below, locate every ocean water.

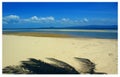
left=3, top=29, right=118, bottom=39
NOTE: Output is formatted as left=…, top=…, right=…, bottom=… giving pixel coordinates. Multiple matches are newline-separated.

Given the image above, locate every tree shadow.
left=94, top=72, right=107, bottom=74
left=3, top=57, right=107, bottom=74
left=46, top=58, right=79, bottom=74
left=74, top=57, right=107, bottom=74
left=2, top=65, right=30, bottom=74
left=3, top=58, right=79, bottom=74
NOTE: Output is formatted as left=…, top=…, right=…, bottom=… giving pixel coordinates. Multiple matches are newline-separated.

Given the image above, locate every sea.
left=3, top=28, right=118, bottom=39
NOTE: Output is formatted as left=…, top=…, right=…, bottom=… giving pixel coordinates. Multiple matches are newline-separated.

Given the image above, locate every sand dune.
left=2, top=34, right=118, bottom=74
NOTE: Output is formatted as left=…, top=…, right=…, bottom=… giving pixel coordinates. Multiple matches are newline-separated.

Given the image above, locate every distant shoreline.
left=3, top=31, right=117, bottom=40
left=3, top=31, right=72, bottom=38
left=3, top=29, right=118, bottom=32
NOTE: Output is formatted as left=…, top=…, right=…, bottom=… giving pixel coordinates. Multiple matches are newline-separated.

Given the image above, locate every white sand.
left=2, top=35, right=118, bottom=74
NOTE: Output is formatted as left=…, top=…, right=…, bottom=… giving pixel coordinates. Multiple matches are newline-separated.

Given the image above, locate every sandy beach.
left=2, top=33, right=118, bottom=74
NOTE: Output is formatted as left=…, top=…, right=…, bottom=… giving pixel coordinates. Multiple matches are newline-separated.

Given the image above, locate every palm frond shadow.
left=2, top=65, right=30, bottom=74
left=3, top=57, right=107, bottom=74
left=46, top=58, right=79, bottom=74
left=21, top=58, right=79, bottom=74
left=74, top=57, right=107, bottom=74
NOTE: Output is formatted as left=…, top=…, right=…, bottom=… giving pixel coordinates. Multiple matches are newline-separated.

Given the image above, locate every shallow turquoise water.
left=3, top=29, right=118, bottom=39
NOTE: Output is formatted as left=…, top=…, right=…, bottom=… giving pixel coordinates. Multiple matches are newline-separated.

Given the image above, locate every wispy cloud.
left=27, top=16, right=55, bottom=22
left=3, top=15, right=56, bottom=24
left=31, top=16, right=39, bottom=21
left=83, top=18, right=89, bottom=22
left=40, top=16, right=55, bottom=21
left=61, top=18, right=70, bottom=22
left=4, top=15, right=20, bottom=20
left=3, top=15, right=116, bottom=26
left=30, top=16, right=55, bottom=21
left=3, top=15, right=20, bottom=24
left=3, top=21, right=8, bottom=24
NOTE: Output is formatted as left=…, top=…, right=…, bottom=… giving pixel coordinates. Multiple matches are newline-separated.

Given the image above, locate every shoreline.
left=2, top=32, right=118, bottom=74
left=3, top=31, right=117, bottom=40
left=3, top=32, right=72, bottom=38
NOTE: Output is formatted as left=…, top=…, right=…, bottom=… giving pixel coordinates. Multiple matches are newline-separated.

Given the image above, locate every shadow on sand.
left=74, top=57, right=107, bottom=74
left=3, top=57, right=107, bottom=74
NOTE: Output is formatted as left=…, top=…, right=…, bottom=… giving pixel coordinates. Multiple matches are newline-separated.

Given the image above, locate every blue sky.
left=2, top=2, right=118, bottom=28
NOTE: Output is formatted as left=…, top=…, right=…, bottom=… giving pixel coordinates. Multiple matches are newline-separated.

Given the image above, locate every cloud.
left=3, top=15, right=56, bottom=24
left=31, top=16, right=39, bottom=21
left=3, top=15, right=81, bottom=26
left=3, top=15, right=20, bottom=21
left=3, top=15, right=92, bottom=26
left=30, top=16, right=55, bottom=21
left=3, top=21, right=8, bottom=24
left=3, top=15, right=20, bottom=24
left=23, top=16, right=55, bottom=23
left=3, top=15, right=117, bottom=26
left=40, top=16, right=55, bottom=21
left=61, top=18, right=69, bottom=22
left=83, top=18, right=88, bottom=22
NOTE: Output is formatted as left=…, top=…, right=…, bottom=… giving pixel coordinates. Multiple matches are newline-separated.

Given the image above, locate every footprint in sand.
left=108, top=53, right=113, bottom=56
left=72, top=43, right=75, bottom=45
